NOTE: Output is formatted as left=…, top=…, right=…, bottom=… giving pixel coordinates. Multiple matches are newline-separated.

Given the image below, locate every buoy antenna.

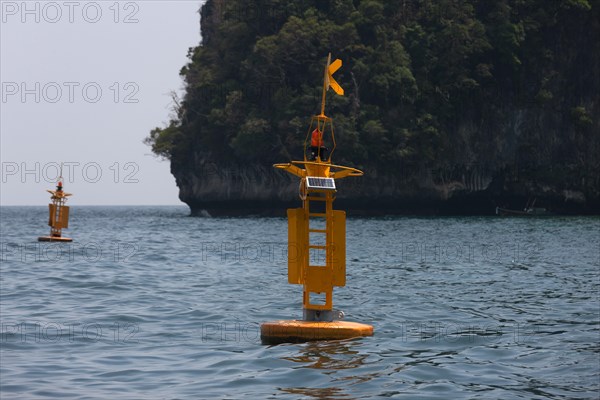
left=319, top=53, right=344, bottom=117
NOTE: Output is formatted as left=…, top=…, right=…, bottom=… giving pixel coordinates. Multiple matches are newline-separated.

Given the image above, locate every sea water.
left=1, top=206, right=598, bottom=399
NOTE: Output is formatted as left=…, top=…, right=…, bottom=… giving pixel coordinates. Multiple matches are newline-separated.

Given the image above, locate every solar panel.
left=306, top=177, right=336, bottom=191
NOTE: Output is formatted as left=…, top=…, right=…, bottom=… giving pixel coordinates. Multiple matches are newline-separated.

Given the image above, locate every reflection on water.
left=283, top=339, right=367, bottom=370
left=280, top=387, right=353, bottom=400
left=281, top=339, right=366, bottom=399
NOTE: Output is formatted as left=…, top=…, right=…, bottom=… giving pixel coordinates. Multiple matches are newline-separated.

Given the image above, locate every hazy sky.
left=1, top=0, right=202, bottom=205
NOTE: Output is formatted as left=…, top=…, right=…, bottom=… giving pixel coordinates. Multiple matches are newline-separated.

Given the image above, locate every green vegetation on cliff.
left=147, top=0, right=599, bottom=212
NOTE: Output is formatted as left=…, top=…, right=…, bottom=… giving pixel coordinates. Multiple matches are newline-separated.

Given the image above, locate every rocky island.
left=147, top=0, right=599, bottom=215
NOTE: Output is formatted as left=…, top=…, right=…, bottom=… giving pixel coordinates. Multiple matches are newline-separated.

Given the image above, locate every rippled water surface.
left=1, top=206, right=599, bottom=399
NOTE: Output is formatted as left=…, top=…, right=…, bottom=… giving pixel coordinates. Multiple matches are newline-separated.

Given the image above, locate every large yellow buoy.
left=261, top=53, right=373, bottom=344
left=38, top=176, right=73, bottom=242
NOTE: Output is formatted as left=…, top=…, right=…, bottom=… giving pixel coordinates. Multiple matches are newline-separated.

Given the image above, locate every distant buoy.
left=260, top=53, right=373, bottom=344
left=38, top=173, right=73, bottom=242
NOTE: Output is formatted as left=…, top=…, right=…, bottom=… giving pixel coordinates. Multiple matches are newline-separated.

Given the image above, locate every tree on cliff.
left=146, top=0, right=599, bottom=212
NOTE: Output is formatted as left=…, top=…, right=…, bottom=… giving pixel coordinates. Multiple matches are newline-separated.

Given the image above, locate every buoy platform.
left=38, top=236, right=73, bottom=242
left=261, top=320, right=373, bottom=345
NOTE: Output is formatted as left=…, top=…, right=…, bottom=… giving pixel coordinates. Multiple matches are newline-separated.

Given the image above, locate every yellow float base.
left=38, top=236, right=73, bottom=242
left=261, top=320, right=373, bottom=345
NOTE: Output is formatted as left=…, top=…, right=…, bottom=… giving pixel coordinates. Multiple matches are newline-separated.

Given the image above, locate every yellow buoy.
left=38, top=174, right=73, bottom=242
left=261, top=53, right=373, bottom=344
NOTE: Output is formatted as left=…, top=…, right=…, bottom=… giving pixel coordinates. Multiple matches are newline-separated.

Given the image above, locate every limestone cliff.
left=149, top=0, right=600, bottom=215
